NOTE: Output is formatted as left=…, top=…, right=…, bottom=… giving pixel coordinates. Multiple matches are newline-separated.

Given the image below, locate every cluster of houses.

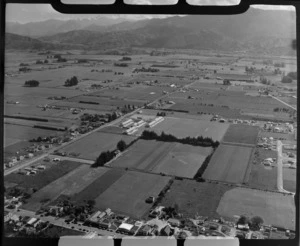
left=5, top=211, right=50, bottom=235
left=257, top=137, right=277, bottom=151
left=264, top=122, right=294, bottom=134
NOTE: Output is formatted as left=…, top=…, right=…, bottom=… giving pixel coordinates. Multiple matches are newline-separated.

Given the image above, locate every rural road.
left=4, top=86, right=182, bottom=176
left=270, top=95, right=297, bottom=111
left=5, top=208, right=125, bottom=238
left=276, top=140, right=293, bottom=194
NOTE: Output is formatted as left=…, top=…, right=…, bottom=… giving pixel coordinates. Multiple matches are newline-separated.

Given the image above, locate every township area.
left=4, top=48, right=297, bottom=240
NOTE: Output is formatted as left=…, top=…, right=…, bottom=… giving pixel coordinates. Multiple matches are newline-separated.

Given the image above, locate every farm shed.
left=168, top=218, right=181, bottom=227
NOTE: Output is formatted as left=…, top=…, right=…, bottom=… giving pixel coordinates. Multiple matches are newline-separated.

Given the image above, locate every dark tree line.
left=24, top=80, right=39, bottom=87
left=141, top=130, right=219, bottom=148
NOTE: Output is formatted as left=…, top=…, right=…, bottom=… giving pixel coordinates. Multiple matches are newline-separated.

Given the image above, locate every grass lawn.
left=203, top=144, right=253, bottom=184
left=217, top=187, right=296, bottom=230
left=94, top=171, right=171, bottom=218
left=160, top=180, right=231, bottom=218
left=5, top=160, right=82, bottom=191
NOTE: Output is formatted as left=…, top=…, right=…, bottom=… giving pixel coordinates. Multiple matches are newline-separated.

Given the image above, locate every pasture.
left=58, top=132, right=136, bottom=160
left=22, top=165, right=108, bottom=212
left=160, top=180, right=231, bottom=218
left=94, top=171, right=171, bottom=218
left=222, top=124, right=259, bottom=146
left=71, top=168, right=125, bottom=204
left=91, top=85, right=175, bottom=101
left=203, top=144, right=253, bottom=184
left=111, top=140, right=212, bottom=178
left=5, top=160, right=83, bottom=191
left=151, top=117, right=229, bottom=141
left=247, top=149, right=278, bottom=191
left=217, top=187, right=295, bottom=230
left=283, top=168, right=296, bottom=193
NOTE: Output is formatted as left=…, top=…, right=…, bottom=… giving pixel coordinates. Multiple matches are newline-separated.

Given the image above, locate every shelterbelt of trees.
left=141, top=130, right=220, bottom=148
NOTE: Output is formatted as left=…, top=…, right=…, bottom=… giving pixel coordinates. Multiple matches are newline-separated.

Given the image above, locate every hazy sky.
left=6, top=0, right=295, bottom=23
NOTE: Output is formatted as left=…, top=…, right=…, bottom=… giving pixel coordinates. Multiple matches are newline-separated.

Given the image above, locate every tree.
left=249, top=216, right=264, bottom=231
left=117, top=140, right=127, bottom=152
left=87, top=199, right=96, bottom=207
left=64, top=76, right=79, bottom=87
left=237, top=215, right=250, bottom=225
left=24, top=80, right=39, bottom=87
left=281, top=76, right=293, bottom=83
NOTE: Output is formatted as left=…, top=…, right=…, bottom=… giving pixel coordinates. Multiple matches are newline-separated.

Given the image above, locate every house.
left=160, top=225, right=173, bottom=236
left=136, top=224, right=153, bottom=236
left=27, top=218, right=38, bottom=226
left=116, top=223, right=134, bottom=234
left=168, top=218, right=181, bottom=227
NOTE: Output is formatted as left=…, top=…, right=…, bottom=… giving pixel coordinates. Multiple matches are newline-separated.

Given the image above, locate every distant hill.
left=5, top=33, right=84, bottom=50
left=6, top=16, right=133, bottom=37
left=6, top=8, right=297, bottom=55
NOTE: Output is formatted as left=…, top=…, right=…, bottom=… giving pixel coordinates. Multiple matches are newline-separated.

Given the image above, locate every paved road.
left=270, top=95, right=297, bottom=111
left=5, top=208, right=125, bottom=238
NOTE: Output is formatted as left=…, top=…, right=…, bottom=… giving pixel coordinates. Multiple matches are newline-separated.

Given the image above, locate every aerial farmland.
left=3, top=8, right=297, bottom=240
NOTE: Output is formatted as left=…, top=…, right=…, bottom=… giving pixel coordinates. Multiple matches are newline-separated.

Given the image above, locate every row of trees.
left=92, top=140, right=128, bottom=167
left=24, top=80, right=39, bottom=87
left=64, top=76, right=78, bottom=87
left=141, top=131, right=220, bottom=148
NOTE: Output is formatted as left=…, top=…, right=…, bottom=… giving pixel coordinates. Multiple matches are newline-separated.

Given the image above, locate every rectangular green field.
left=203, top=144, right=253, bottom=184
left=94, top=171, right=171, bottom=218
left=5, top=160, right=83, bottom=191
left=58, top=132, right=136, bottom=160
left=111, top=140, right=212, bottom=178
left=21, top=165, right=109, bottom=212
left=247, top=149, right=278, bottom=191
left=283, top=168, right=296, bottom=193
left=222, top=124, right=259, bottom=145
left=217, top=187, right=295, bottom=230
left=160, top=180, right=231, bottom=218
left=70, top=168, right=126, bottom=204
left=151, top=117, right=229, bottom=141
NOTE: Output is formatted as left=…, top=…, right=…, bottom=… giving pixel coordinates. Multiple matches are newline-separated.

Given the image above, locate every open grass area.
left=4, top=124, right=62, bottom=141
left=94, top=171, right=171, bottom=218
left=222, top=124, right=259, bottom=146
left=21, top=165, right=108, bottom=212
left=58, top=132, right=136, bottom=160
left=203, top=144, right=253, bottom=184
left=247, top=149, right=278, bottom=191
left=111, top=140, right=212, bottom=178
left=151, top=117, right=229, bottom=141
left=160, top=180, right=231, bottom=218
left=217, top=187, right=296, bottom=230
left=283, top=168, right=296, bottom=193
left=71, top=168, right=125, bottom=204
left=5, top=160, right=83, bottom=191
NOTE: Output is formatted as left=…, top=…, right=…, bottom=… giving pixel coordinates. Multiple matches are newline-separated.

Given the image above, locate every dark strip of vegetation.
left=33, top=125, right=66, bottom=131
left=79, top=101, right=99, bottom=105
left=160, top=108, right=189, bottom=113
left=194, top=153, right=214, bottom=181
left=5, top=115, right=48, bottom=122
left=141, top=130, right=220, bottom=148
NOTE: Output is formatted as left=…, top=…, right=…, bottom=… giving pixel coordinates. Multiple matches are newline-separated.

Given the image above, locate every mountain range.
left=6, top=8, right=297, bottom=55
